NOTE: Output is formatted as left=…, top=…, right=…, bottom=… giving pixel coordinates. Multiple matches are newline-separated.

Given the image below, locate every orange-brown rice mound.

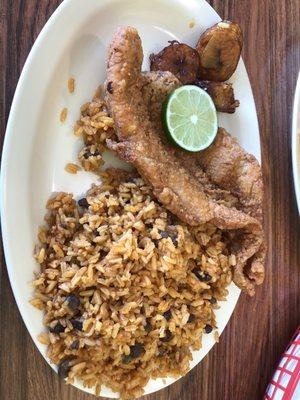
left=32, top=167, right=234, bottom=399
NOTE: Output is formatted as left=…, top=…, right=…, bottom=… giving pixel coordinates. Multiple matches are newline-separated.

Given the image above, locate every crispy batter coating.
left=199, top=128, right=263, bottom=222
left=195, top=80, right=240, bottom=113
left=105, top=27, right=264, bottom=295
left=196, top=21, right=243, bottom=82
left=150, top=41, right=200, bottom=84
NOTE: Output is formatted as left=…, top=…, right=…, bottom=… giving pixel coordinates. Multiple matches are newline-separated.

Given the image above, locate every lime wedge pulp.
left=163, top=85, right=218, bottom=152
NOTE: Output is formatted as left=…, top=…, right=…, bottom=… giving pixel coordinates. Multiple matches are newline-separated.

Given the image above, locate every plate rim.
left=292, top=70, right=300, bottom=214
left=0, top=0, right=265, bottom=397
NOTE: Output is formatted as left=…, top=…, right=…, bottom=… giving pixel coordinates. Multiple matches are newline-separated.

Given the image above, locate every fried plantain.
left=150, top=41, right=200, bottom=84
left=196, top=21, right=243, bottom=82
left=195, top=80, right=240, bottom=113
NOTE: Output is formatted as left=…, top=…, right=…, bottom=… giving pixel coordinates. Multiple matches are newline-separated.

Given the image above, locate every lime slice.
left=163, top=85, right=218, bottom=152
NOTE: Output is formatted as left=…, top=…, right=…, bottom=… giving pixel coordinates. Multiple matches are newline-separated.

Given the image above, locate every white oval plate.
left=1, top=0, right=261, bottom=397
left=292, top=71, right=300, bottom=214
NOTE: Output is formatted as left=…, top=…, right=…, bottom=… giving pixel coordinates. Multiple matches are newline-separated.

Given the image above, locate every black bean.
left=187, top=314, right=196, bottom=324
left=170, top=234, right=178, bottom=246
left=78, top=198, right=89, bottom=208
left=130, top=344, right=145, bottom=358
left=70, top=340, right=79, bottom=350
left=160, top=329, right=173, bottom=343
left=192, top=269, right=201, bottom=280
left=160, top=230, right=178, bottom=246
left=107, top=81, right=113, bottom=94
left=167, top=213, right=177, bottom=225
left=122, top=344, right=145, bottom=364
left=49, top=322, right=65, bottom=334
left=65, top=295, right=80, bottom=312
left=160, top=231, right=169, bottom=239
left=204, top=324, right=213, bottom=334
left=70, top=319, right=83, bottom=331
left=83, top=151, right=91, bottom=159
left=127, top=177, right=137, bottom=183
left=99, top=250, right=108, bottom=260
left=83, top=150, right=100, bottom=159
left=209, top=297, right=217, bottom=304
left=57, top=358, right=72, bottom=379
left=202, top=273, right=212, bottom=282
left=153, top=239, right=159, bottom=247
left=122, top=354, right=133, bottom=364
left=163, top=310, right=172, bottom=321
left=144, top=319, right=153, bottom=333
left=192, top=269, right=212, bottom=282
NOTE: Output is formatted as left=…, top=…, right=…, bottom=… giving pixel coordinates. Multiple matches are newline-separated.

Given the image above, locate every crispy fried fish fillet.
left=141, top=71, right=263, bottom=222
left=198, top=129, right=263, bottom=222
left=105, top=27, right=265, bottom=295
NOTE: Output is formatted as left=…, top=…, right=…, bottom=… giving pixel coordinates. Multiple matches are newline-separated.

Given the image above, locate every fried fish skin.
left=105, top=27, right=264, bottom=295
left=196, top=21, right=243, bottom=82
left=150, top=41, right=200, bottom=84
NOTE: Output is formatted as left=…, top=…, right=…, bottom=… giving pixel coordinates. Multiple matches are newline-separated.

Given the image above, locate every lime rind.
left=164, top=85, right=218, bottom=152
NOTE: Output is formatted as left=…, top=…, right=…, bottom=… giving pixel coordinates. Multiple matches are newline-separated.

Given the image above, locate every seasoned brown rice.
left=32, top=168, right=233, bottom=399
left=32, top=96, right=234, bottom=399
left=60, top=107, right=68, bottom=123
left=65, top=163, right=81, bottom=175
left=68, top=77, right=75, bottom=94
left=74, top=95, right=115, bottom=173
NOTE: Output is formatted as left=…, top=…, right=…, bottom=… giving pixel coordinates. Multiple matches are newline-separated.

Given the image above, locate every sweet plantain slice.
left=150, top=41, right=200, bottom=84
left=195, top=80, right=240, bottom=113
left=196, top=21, right=243, bottom=82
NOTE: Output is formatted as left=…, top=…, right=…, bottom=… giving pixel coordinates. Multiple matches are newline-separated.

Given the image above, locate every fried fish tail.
left=198, top=128, right=263, bottom=222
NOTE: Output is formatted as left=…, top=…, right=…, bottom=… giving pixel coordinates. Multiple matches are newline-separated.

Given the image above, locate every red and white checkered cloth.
left=264, top=326, right=300, bottom=400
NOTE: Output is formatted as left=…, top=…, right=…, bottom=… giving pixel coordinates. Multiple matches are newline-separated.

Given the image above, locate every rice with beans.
left=74, top=91, right=115, bottom=173
left=32, top=97, right=235, bottom=399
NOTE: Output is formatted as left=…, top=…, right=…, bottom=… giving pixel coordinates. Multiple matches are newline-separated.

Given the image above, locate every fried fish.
left=105, top=27, right=265, bottom=295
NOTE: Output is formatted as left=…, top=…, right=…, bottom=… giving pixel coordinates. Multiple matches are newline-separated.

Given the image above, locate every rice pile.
left=31, top=96, right=235, bottom=399
left=74, top=90, right=115, bottom=173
